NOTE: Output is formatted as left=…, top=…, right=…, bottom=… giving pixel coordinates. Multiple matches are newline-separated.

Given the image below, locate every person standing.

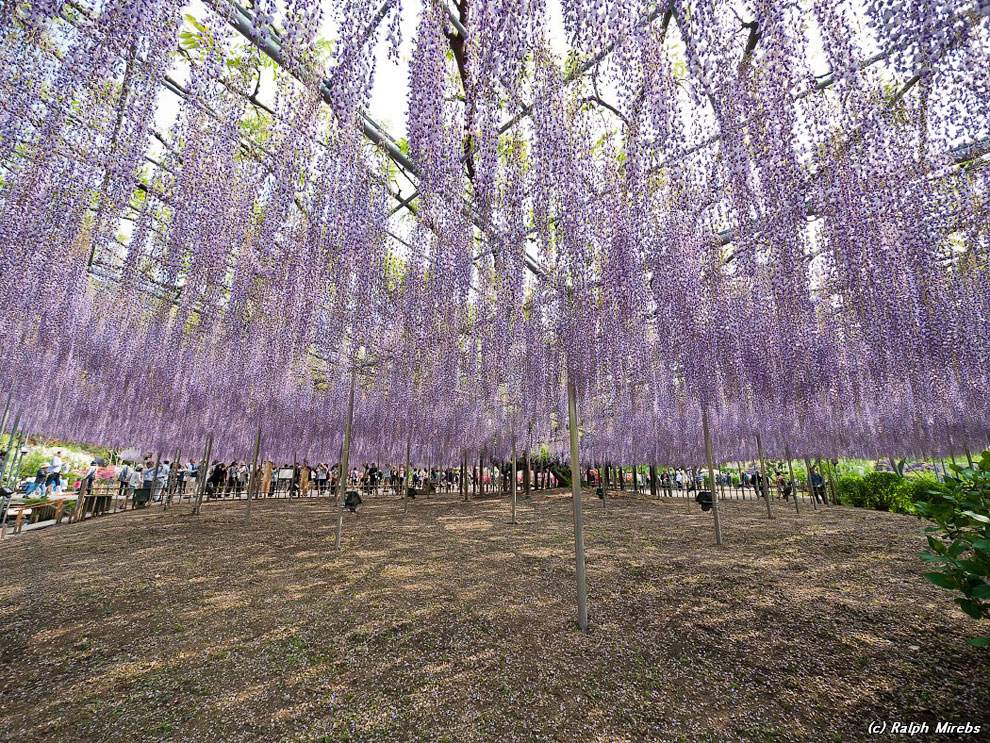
left=127, top=465, right=142, bottom=508
left=45, top=451, right=64, bottom=496
left=80, top=460, right=98, bottom=496
left=117, top=462, right=132, bottom=497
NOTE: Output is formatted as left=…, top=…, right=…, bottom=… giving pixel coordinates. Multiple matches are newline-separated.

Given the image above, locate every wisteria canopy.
left=1, top=0, right=988, bottom=467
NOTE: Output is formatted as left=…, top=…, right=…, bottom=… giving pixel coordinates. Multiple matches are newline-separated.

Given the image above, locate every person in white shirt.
left=154, top=461, right=170, bottom=500
left=45, top=451, right=63, bottom=495
left=128, top=466, right=142, bottom=491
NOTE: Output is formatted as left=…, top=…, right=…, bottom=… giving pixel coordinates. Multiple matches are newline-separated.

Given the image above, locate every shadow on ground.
left=0, top=491, right=986, bottom=742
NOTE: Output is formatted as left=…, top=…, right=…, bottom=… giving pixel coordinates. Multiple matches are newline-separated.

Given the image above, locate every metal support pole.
left=511, top=435, right=518, bottom=524
left=756, top=432, right=774, bottom=519
left=164, top=447, right=181, bottom=510
left=193, top=434, right=213, bottom=515
left=245, top=423, right=262, bottom=525
left=702, top=408, right=723, bottom=545
left=7, top=429, right=27, bottom=487
left=566, top=376, right=588, bottom=632
left=785, top=448, right=800, bottom=514
left=0, top=390, right=13, bottom=449
left=335, top=365, right=358, bottom=550
left=0, top=413, right=21, bottom=485
left=826, top=458, right=840, bottom=505
left=803, top=457, right=818, bottom=510
left=599, top=464, right=608, bottom=510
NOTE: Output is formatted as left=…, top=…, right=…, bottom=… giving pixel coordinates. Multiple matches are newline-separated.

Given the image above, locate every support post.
left=566, top=376, right=588, bottom=632
left=511, top=435, right=518, bottom=524
left=0, top=413, right=21, bottom=485
left=599, top=465, right=608, bottom=510
left=8, top=429, right=27, bottom=488
left=803, top=457, right=818, bottom=510
left=245, top=423, right=261, bottom=525
left=524, top=423, right=532, bottom=498
left=826, top=458, right=840, bottom=505
left=756, top=432, right=774, bottom=519
left=403, top=428, right=412, bottom=512
left=785, top=447, right=800, bottom=514
left=335, top=365, right=358, bottom=550
left=0, top=390, right=12, bottom=450
left=193, top=434, right=213, bottom=515
left=702, top=408, right=723, bottom=545
left=164, top=447, right=181, bottom=510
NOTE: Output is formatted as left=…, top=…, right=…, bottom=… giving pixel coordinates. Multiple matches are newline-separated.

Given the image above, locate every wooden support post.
left=702, top=408, right=723, bottom=545
left=335, top=365, right=358, bottom=550
left=756, top=432, right=774, bottom=520
left=649, top=464, right=657, bottom=497
left=567, top=376, right=588, bottom=631
left=193, top=434, right=213, bottom=515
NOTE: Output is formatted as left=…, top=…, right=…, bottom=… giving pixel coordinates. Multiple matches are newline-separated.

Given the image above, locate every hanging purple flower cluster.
left=0, top=0, right=987, bottom=471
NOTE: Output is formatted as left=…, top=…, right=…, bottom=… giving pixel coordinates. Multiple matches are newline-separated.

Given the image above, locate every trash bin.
left=344, top=490, right=362, bottom=513
left=695, top=490, right=713, bottom=512
left=132, top=487, right=151, bottom=509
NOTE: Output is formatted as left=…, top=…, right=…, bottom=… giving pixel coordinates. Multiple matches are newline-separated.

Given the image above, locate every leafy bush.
left=839, top=472, right=940, bottom=514
left=915, top=451, right=990, bottom=646
left=860, top=472, right=914, bottom=513
left=837, top=475, right=868, bottom=508
left=908, top=476, right=949, bottom=505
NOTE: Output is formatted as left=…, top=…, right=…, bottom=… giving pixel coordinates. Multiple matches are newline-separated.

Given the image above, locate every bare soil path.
left=0, top=491, right=986, bottom=742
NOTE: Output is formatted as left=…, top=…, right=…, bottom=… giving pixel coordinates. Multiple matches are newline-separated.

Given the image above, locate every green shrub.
left=915, top=451, right=990, bottom=646
left=908, top=476, right=949, bottom=505
left=839, top=472, right=929, bottom=514
left=860, top=471, right=914, bottom=514
left=837, top=475, right=868, bottom=508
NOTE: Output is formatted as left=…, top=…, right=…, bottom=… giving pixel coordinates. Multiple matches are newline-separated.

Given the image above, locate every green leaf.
left=924, top=572, right=956, bottom=590
left=972, top=584, right=990, bottom=600
left=963, top=511, right=990, bottom=524
left=947, top=539, right=968, bottom=558
left=956, top=598, right=983, bottom=620
left=926, top=535, right=947, bottom=554
left=967, top=636, right=990, bottom=647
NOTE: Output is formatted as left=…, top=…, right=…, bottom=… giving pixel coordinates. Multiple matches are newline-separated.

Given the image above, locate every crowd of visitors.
left=2, top=443, right=834, bottom=509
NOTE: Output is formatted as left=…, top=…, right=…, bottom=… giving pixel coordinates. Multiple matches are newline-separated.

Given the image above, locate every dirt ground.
left=0, top=489, right=987, bottom=742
